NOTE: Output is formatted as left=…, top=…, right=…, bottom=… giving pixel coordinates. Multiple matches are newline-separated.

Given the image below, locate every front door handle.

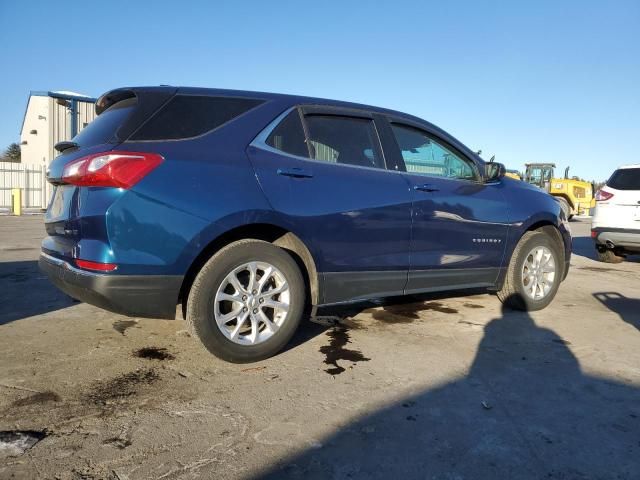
left=277, top=167, right=313, bottom=179
left=414, top=184, right=439, bottom=193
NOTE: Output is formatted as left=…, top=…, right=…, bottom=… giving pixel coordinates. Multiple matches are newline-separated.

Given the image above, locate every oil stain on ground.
left=370, top=301, right=458, bottom=323
left=463, top=303, right=485, bottom=309
left=133, top=347, right=175, bottom=361
left=103, top=436, right=132, bottom=449
left=12, top=391, right=61, bottom=407
left=320, top=326, right=370, bottom=375
left=87, top=369, right=160, bottom=405
left=113, top=320, right=138, bottom=335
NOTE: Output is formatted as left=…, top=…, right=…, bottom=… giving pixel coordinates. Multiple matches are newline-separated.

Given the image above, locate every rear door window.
left=131, top=95, right=264, bottom=140
left=607, top=168, right=640, bottom=190
left=71, top=97, right=137, bottom=147
left=303, top=115, right=385, bottom=169
left=390, top=123, right=477, bottom=181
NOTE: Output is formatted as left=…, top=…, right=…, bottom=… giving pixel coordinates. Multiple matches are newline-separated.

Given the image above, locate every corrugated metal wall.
left=0, top=162, right=47, bottom=209
left=48, top=98, right=96, bottom=165
left=42, top=97, right=96, bottom=203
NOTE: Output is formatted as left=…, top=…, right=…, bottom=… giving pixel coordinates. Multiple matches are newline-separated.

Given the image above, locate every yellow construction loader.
left=523, top=163, right=593, bottom=219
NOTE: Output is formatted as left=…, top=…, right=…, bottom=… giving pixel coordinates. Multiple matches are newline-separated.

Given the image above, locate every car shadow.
left=256, top=297, right=640, bottom=479
left=571, top=235, right=597, bottom=260
left=0, top=260, right=75, bottom=325
left=594, top=292, right=640, bottom=332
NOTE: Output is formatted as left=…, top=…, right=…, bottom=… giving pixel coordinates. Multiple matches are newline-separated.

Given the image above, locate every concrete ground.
left=1, top=215, right=639, bottom=479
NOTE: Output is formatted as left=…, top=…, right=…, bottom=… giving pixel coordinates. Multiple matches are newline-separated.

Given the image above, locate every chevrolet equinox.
left=40, top=87, right=571, bottom=362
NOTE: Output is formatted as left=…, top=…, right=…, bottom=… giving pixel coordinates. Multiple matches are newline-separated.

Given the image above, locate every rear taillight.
left=595, top=189, right=614, bottom=202
left=75, top=259, right=117, bottom=272
left=62, top=151, right=163, bottom=188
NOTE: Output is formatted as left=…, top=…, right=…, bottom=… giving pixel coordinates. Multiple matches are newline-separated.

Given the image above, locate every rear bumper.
left=592, top=227, right=640, bottom=252
left=39, top=252, right=182, bottom=319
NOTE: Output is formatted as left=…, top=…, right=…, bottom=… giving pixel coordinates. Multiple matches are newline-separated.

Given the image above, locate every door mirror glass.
left=485, top=162, right=506, bottom=182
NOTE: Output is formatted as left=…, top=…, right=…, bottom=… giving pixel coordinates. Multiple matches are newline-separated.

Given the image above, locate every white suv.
left=592, top=164, right=640, bottom=263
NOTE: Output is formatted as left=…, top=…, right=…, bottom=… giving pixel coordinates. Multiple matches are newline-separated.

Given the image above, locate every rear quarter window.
left=130, top=95, right=264, bottom=141
left=265, top=110, right=309, bottom=158
left=607, top=168, right=640, bottom=190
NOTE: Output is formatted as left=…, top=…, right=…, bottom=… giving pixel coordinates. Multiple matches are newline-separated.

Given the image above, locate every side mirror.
left=484, top=162, right=506, bottom=182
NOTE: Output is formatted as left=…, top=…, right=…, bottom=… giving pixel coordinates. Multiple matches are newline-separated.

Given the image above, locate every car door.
left=381, top=119, right=510, bottom=293
left=247, top=106, right=413, bottom=304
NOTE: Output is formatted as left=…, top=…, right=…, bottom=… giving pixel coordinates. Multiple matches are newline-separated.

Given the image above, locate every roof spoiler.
left=95, top=88, right=137, bottom=115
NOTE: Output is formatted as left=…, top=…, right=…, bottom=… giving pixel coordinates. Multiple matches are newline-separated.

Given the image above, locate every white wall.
left=19, top=96, right=50, bottom=166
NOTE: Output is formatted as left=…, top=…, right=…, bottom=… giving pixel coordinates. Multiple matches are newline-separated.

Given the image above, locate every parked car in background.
left=592, top=164, right=640, bottom=263
left=39, top=87, right=572, bottom=362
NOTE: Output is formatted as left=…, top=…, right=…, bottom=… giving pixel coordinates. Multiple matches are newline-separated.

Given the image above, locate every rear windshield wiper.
left=54, top=141, right=79, bottom=153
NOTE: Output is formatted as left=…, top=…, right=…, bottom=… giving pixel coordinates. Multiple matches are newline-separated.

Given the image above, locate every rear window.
left=130, top=95, right=263, bottom=141
left=607, top=168, right=640, bottom=190
left=71, top=97, right=136, bottom=146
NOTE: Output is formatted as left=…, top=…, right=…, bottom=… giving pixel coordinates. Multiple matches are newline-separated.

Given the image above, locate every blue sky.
left=0, top=0, right=638, bottom=180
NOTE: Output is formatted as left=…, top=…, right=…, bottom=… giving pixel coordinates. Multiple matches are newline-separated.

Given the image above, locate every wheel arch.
left=497, top=218, right=568, bottom=290
left=179, top=223, right=320, bottom=314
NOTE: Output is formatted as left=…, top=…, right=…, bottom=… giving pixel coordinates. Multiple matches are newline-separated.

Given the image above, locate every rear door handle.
left=414, top=184, right=439, bottom=193
left=277, top=167, right=313, bottom=179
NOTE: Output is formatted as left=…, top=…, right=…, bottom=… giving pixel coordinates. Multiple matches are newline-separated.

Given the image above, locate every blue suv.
left=40, top=87, right=571, bottom=362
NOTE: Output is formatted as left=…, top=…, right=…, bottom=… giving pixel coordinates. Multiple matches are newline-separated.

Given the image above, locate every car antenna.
left=489, top=155, right=495, bottom=163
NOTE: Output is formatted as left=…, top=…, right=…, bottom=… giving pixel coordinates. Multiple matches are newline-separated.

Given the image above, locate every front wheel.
left=186, top=239, right=305, bottom=363
left=557, top=197, right=573, bottom=220
left=497, top=230, right=563, bottom=311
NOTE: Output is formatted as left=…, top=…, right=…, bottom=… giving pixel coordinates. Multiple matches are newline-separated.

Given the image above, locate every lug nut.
left=243, top=307, right=248, bottom=312
left=253, top=309, right=258, bottom=314
left=252, top=290, right=257, bottom=295
left=242, top=295, right=247, bottom=300
left=259, top=298, right=264, bottom=304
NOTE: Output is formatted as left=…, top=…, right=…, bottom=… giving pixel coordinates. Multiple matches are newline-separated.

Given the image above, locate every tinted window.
left=72, top=97, right=136, bottom=147
left=131, top=95, right=263, bottom=140
left=266, top=110, right=309, bottom=157
left=607, top=168, right=640, bottom=190
left=391, top=124, right=477, bottom=180
left=303, top=115, right=384, bottom=169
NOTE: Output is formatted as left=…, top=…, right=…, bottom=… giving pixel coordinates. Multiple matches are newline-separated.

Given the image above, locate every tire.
left=497, top=230, right=563, bottom=311
left=186, top=239, right=305, bottom=363
left=596, top=248, right=624, bottom=264
left=557, top=197, right=573, bottom=220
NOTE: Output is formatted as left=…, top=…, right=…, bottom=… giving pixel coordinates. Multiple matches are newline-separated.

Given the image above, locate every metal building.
left=4, top=91, right=97, bottom=209
left=20, top=90, right=97, bottom=166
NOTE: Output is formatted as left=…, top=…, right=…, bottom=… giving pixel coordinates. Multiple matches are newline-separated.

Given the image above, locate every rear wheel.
left=186, top=239, right=305, bottom=363
left=596, top=248, right=624, bottom=264
left=498, top=230, right=563, bottom=311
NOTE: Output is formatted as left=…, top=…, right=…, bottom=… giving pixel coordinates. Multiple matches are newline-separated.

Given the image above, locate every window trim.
left=250, top=105, right=392, bottom=174
left=386, top=120, right=483, bottom=183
